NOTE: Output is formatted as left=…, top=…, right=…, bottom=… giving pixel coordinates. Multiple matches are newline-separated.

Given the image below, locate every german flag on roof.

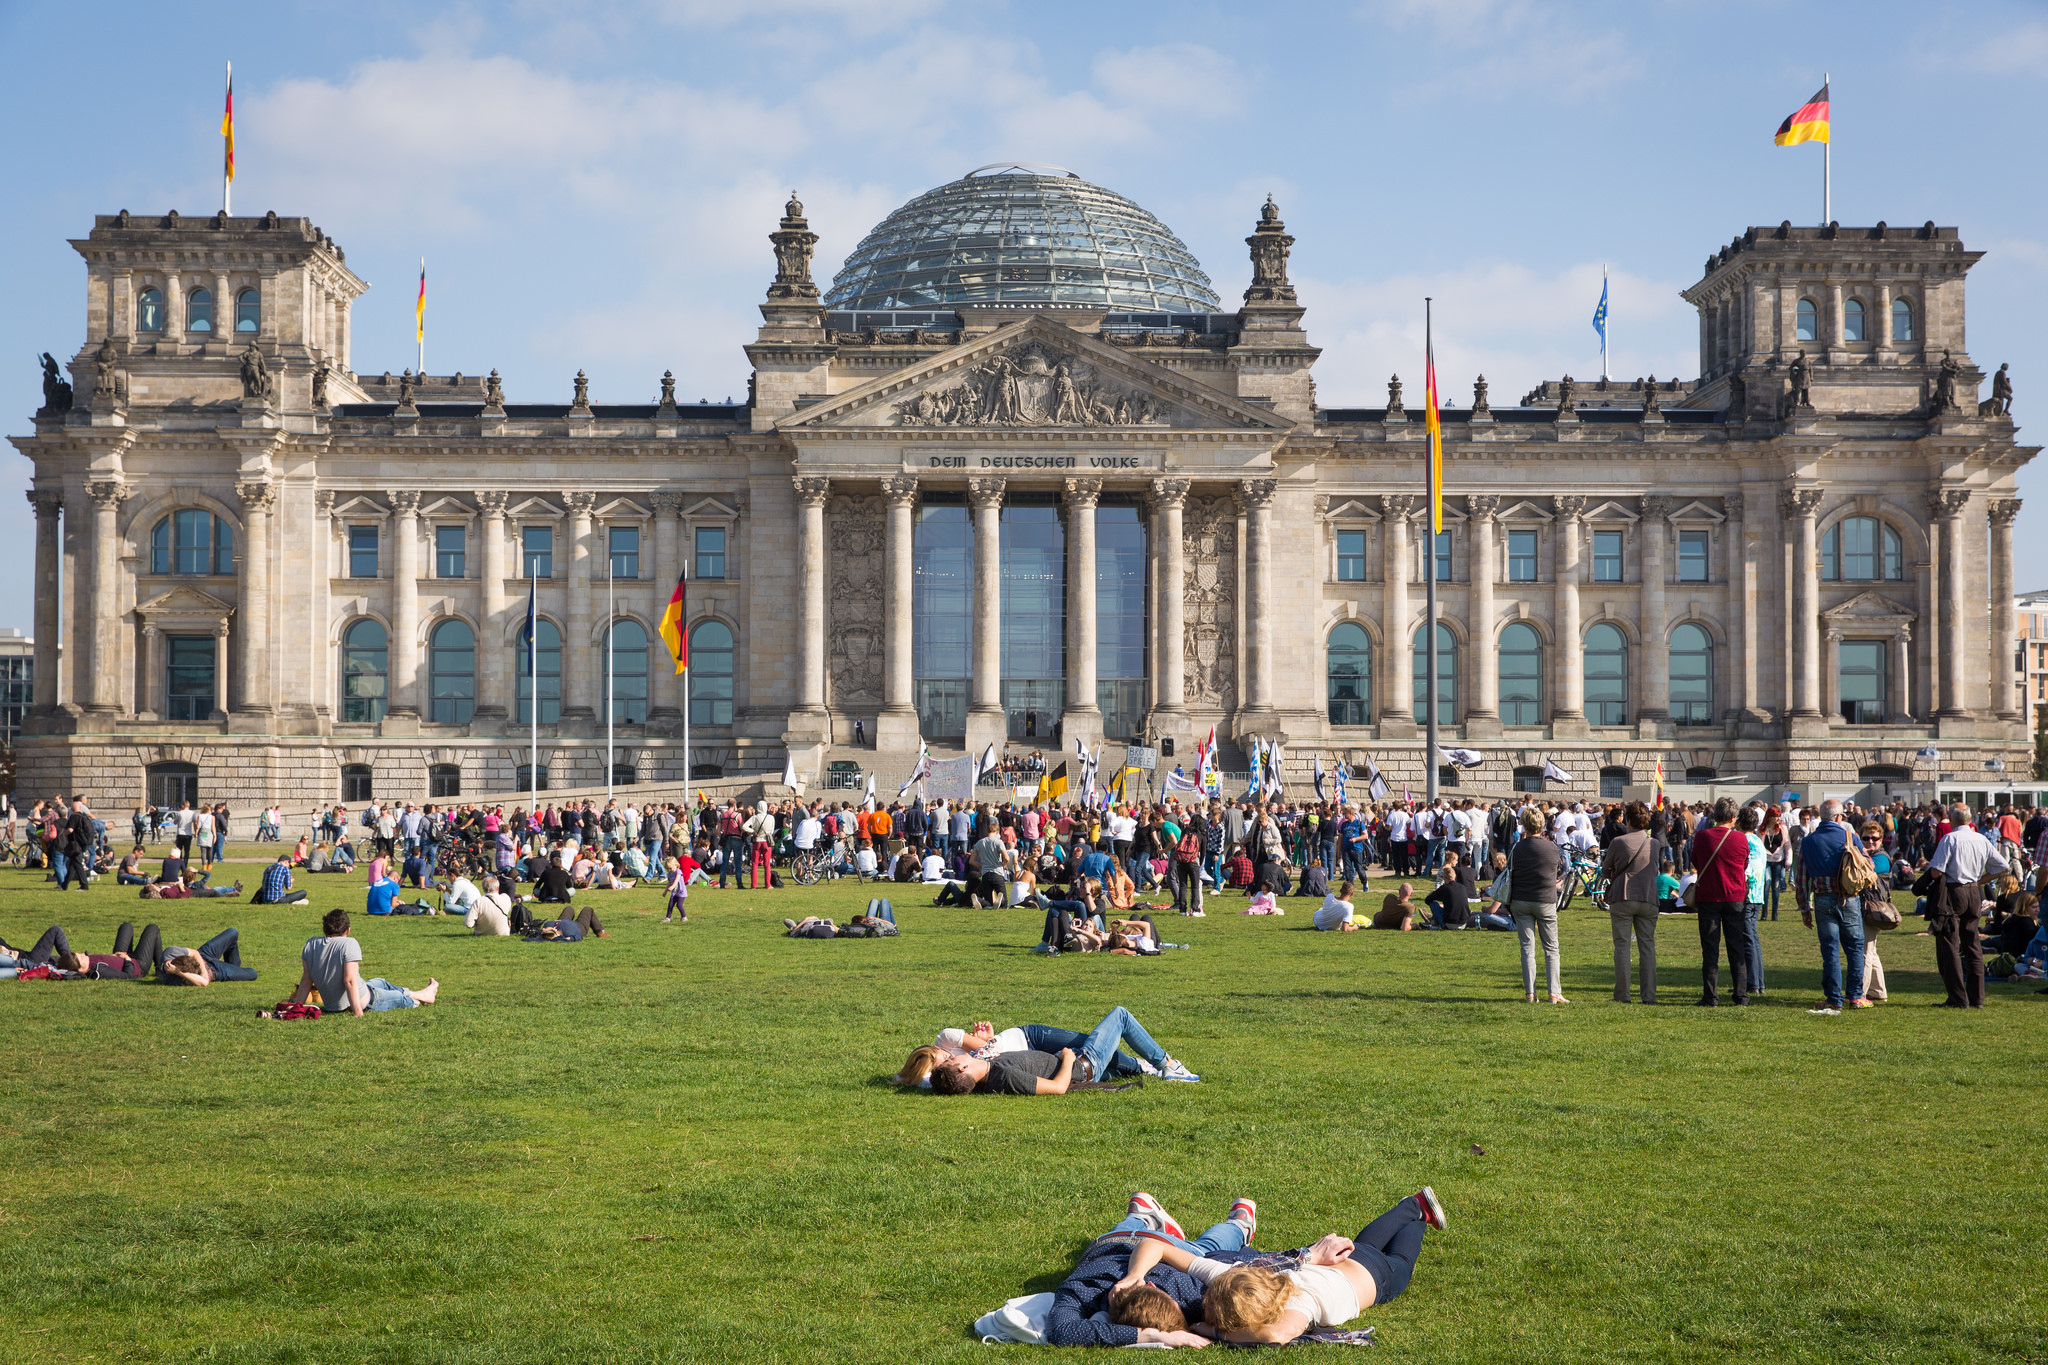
left=1774, top=83, right=1829, bottom=146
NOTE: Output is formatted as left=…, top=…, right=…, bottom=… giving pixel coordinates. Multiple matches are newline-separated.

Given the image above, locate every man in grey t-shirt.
left=288, top=908, right=440, bottom=1016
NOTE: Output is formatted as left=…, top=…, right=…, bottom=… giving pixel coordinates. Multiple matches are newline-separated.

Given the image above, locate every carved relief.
left=1183, top=493, right=1239, bottom=710
left=894, top=341, right=1168, bottom=428
left=827, top=493, right=885, bottom=707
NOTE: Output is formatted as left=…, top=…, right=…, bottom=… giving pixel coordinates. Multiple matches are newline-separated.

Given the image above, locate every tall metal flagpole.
left=605, top=563, right=614, bottom=803
left=529, top=569, right=538, bottom=821
left=1600, top=264, right=1609, bottom=382
left=1424, top=298, right=1440, bottom=808
left=682, top=576, right=691, bottom=808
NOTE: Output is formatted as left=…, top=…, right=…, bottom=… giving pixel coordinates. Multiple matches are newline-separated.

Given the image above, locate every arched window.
left=187, top=288, right=214, bottom=333
left=1796, top=298, right=1817, bottom=342
left=1584, top=623, right=1629, bottom=726
left=150, top=511, right=236, bottom=575
left=517, top=619, right=562, bottom=724
left=602, top=619, right=649, bottom=724
left=235, top=289, right=260, bottom=333
left=138, top=287, right=165, bottom=333
left=1498, top=622, right=1543, bottom=725
left=1891, top=297, right=1914, bottom=341
left=341, top=764, right=374, bottom=803
left=1820, top=516, right=1903, bottom=581
left=1327, top=622, right=1372, bottom=726
left=341, top=619, right=388, bottom=722
left=1670, top=623, right=1714, bottom=724
left=1843, top=297, right=1866, bottom=342
left=429, top=764, right=462, bottom=798
left=1412, top=623, right=1456, bottom=725
left=1859, top=763, right=1912, bottom=782
left=428, top=619, right=475, bottom=724
left=690, top=620, right=734, bottom=726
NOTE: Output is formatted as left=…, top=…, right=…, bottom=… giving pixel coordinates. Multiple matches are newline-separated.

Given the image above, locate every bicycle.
left=0, top=838, right=27, bottom=868
left=789, top=847, right=826, bottom=886
left=1556, top=850, right=1608, bottom=913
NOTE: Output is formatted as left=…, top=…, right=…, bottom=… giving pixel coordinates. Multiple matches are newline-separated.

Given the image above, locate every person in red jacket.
left=1687, top=797, right=1753, bottom=1006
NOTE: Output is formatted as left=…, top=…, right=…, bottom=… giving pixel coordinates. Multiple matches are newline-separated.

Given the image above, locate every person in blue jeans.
left=1043, top=1193, right=1259, bottom=1347
left=1797, top=800, right=1868, bottom=1013
left=159, top=927, right=260, bottom=986
left=927, top=1005, right=1199, bottom=1092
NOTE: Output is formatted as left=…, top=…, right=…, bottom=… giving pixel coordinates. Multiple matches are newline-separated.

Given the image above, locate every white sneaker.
left=1807, top=1007, right=1841, bottom=1015
left=1135, top=1057, right=1162, bottom=1077
left=1159, top=1057, right=1201, bottom=1082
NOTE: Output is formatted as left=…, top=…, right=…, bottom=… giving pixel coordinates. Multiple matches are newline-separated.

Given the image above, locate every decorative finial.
left=1245, top=195, right=1295, bottom=305
left=769, top=190, right=820, bottom=301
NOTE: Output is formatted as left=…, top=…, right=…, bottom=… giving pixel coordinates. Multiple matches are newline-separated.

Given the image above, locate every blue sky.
left=4, top=0, right=2045, bottom=631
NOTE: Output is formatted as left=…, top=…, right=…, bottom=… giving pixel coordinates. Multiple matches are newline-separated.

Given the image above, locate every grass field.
left=4, top=846, right=2044, bottom=1364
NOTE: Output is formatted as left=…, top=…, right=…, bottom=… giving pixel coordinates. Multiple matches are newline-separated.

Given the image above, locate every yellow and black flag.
left=1046, top=761, right=1070, bottom=802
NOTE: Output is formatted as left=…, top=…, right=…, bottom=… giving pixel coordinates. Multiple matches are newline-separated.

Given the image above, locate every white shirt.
left=936, top=1025, right=1030, bottom=1058
left=1388, top=810, right=1411, bottom=840
left=1111, top=814, right=1137, bottom=842
left=194, top=811, right=215, bottom=840
left=794, top=817, right=820, bottom=850
left=1313, top=895, right=1356, bottom=930
left=466, top=895, right=512, bottom=936
left=921, top=853, right=948, bottom=882
left=1929, top=825, right=2011, bottom=886
left=444, top=876, right=481, bottom=912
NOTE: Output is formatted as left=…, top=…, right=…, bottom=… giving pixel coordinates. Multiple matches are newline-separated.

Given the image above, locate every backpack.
left=1836, top=837, right=1878, bottom=896
left=1175, top=828, right=1202, bottom=862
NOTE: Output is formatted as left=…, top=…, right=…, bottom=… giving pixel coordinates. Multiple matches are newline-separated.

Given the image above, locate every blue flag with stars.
left=1591, top=274, right=1608, bottom=345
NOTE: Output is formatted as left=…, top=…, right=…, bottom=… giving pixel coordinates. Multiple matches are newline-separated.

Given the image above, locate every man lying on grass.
left=924, top=1006, right=1198, bottom=1093
left=287, top=908, right=439, bottom=1015
left=1, top=921, right=162, bottom=979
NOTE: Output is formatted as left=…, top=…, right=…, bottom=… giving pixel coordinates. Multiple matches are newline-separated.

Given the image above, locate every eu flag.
left=1591, top=275, right=1608, bottom=344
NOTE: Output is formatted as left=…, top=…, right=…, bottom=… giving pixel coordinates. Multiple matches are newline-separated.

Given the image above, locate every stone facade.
left=10, top=196, right=2039, bottom=808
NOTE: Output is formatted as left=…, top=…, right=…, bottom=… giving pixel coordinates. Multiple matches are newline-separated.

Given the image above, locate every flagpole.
left=1822, top=72, right=1831, bottom=225
left=222, top=60, right=232, bottom=216
left=605, top=562, right=614, bottom=804
left=417, top=259, right=425, bottom=376
left=1600, top=264, right=1609, bottom=382
left=529, top=569, right=538, bottom=821
left=682, top=587, right=692, bottom=801
left=1424, top=297, right=1440, bottom=808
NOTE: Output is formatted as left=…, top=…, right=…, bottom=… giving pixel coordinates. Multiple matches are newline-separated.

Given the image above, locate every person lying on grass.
left=897, top=1012, right=1170, bottom=1086
left=1, top=921, right=163, bottom=978
left=1110, top=1187, right=1448, bottom=1345
left=927, top=1006, right=1198, bottom=1093
left=288, top=908, right=439, bottom=1015
left=783, top=907, right=897, bottom=938
left=160, top=927, right=260, bottom=986
left=525, top=905, right=607, bottom=940
left=1043, top=1192, right=1258, bottom=1348
left=141, top=871, right=245, bottom=900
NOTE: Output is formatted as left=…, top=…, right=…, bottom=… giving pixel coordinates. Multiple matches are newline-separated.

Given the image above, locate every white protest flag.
left=1542, top=758, right=1574, bottom=785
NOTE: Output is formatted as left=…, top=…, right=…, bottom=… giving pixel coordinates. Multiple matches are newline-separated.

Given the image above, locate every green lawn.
left=3, top=848, right=2042, bottom=1364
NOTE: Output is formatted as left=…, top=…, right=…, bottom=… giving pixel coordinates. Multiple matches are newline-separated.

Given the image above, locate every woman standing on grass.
left=1508, top=808, right=1566, bottom=1003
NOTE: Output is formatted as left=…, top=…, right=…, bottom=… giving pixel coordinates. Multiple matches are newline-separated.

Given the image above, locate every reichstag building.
left=14, top=163, right=2036, bottom=806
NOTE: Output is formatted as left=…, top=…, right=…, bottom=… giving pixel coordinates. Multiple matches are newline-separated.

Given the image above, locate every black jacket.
left=62, top=810, right=96, bottom=856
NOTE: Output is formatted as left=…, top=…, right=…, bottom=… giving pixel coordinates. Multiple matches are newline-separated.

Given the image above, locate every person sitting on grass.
left=1372, top=884, right=1416, bottom=930
left=289, top=908, right=439, bottom=1014
left=532, top=855, right=575, bottom=904
left=1041, top=1192, right=1258, bottom=1348
left=526, top=904, right=607, bottom=940
left=292, top=834, right=310, bottom=867
left=400, top=847, right=431, bottom=889
left=327, top=834, right=357, bottom=873
left=1111, top=1187, right=1447, bottom=1345
left=253, top=852, right=309, bottom=905
left=1295, top=857, right=1332, bottom=901
left=1314, top=880, right=1359, bottom=931
left=365, top=872, right=403, bottom=916
left=1424, top=861, right=1472, bottom=930
left=1656, top=859, right=1681, bottom=914
left=928, top=1006, right=1198, bottom=1093
left=159, top=927, right=260, bottom=986
left=116, top=845, right=151, bottom=886
left=463, top=876, right=514, bottom=936
left=1, top=921, right=163, bottom=979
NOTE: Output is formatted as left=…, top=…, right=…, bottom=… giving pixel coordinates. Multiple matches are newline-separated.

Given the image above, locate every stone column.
left=1780, top=489, right=1822, bottom=722
left=1239, top=478, right=1278, bottom=725
left=1990, top=497, right=2022, bottom=721
left=876, top=474, right=922, bottom=751
left=234, top=478, right=275, bottom=720
left=141, top=624, right=162, bottom=719
left=389, top=490, right=422, bottom=721
left=212, top=272, right=231, bottom=342
left=965, top=476, right=1006, bottom=751
left=1151, top=477, right=1188, bottom=727
left=1638, top=496, right=1672, bottom=729
left=28, top=490, right=61, bottom=714
left=1465, top=496, right=1500, bottom=731
left=477, top=490, right=510, bottom=720
left=1553, top=495, right=1586, bottom=730
left=212, top=623, right=230, bottom=720
left=560, top=491, right=595, bottom=722
left=1891, top=623, right=1914, bottom=724
left=1381, top=494, right=1415, bottom=731
left=1732, top=491, right=1759, bottom=718
left=1938, top=488, right=1970, bottom=719
left=792, top=476, right=831, bottom=719
left=314, top=490, right=338, bottom=717
left=1823, top=628, right=1842, bottom=721
left=84, top=478, right=132, bottom=715
left=1061, top=477, right=1103, bottom=747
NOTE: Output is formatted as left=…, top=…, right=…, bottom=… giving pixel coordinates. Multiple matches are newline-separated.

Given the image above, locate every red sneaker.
left=1128, top=1192, right=1184, bottom=1241
left=1416, top=1186, right=1448, bottom=1231
left=1229, top=1198, right=1257, bottom=1244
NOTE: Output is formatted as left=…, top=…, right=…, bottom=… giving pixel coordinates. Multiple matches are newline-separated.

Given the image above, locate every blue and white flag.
left=1591, top=272, right=1608, bottom=346
left=1246, top=738, right=1263, bottom=797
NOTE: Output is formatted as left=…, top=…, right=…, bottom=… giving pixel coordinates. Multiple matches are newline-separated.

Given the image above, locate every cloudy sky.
left=3, top=0, right=2044, bottom=629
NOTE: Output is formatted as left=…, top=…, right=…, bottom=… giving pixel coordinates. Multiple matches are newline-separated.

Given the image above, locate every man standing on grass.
left=59, top=796, right=97, bottom=891
left=1924, top=803, right=2006, bottom=1008
left=1797, top=799, right=1868, bottom=1014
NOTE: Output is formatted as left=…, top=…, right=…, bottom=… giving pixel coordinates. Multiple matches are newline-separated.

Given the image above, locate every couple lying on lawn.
left=893, top=1005, right=1198, bottom=1093
left=1042, top=1187, right=1446, bottom=1347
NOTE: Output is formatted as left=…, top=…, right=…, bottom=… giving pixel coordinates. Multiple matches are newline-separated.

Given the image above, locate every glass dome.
left=823, top=163, right=1222, bottom=313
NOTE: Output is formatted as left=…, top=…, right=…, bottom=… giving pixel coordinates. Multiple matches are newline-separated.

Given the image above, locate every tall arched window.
left=1670, top=623, right=1714, bottom=724
left=517, top=619, right=562, bottom=724
left=1412, top=623, right=1457, bottom=725
left=187, top=288, right=214, bottom=333
left=428, top=619, right=475, bottom=724
left=1498, top=622, right=1544, bottom=725
left=1821, top=516, right=1903, bottom=581
left=1327, top=622, right=1372, bottom=726
left=1891, top=297, right=1914, bottom=341
left=150, top=511, right=236, bottom=575
left=690, top=620, right=734, bottom=725
left=341, top=619, right=388, bottom=723
left=1796, top=298, right=1817, bottom=342
left=138, top=287, right=165, bottom=332
left=235, top=289, right=260, bottom=332
left=603, top=619, right=649, bottom=724
left=1584, top=623, right=1629, bottom=726
left=1843, top=297, right=1866, bottom=342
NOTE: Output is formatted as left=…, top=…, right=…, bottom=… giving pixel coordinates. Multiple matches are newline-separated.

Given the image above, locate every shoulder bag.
left=1683, top=830, right=1735, bottom=909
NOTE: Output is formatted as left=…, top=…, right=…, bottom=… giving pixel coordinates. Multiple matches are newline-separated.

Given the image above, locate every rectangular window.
left=348, top=526, right=379, bottom=578
left=1592, top=530, right=1623, bottom=583
left=1839, top=640, right=1887, bottom=724
left=522, top=526, right=553, bottom=578
left=1431, top=530, right=1451, bottom=584
left=609, top=525, right=640, bottom=579
left=0, top=656, right=30, bottom=745
left=1336, top=529, right=1366, bottom=582
left=694, top=525, right=727, bottom=580
left=1678, top=530, right=1710, bottom=582
left=435, top=525, right=466, bottom=579
left=1507, top=529, right=1537, bottom=582
left=165, top=634, right=216, bottom=721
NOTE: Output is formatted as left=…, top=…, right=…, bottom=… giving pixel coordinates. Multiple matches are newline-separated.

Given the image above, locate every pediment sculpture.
left=893, top=343, right=1168, bottom=428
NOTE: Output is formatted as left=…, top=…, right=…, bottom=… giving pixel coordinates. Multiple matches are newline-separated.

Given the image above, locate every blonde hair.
left=1109, top=1283, right=1186, bottom=1332
left=1520, top=808, right=1547, bottom=837
left=1203, top=1265, right=1292, bottom=1333
left=894, top=1044, right=945, bottom=1087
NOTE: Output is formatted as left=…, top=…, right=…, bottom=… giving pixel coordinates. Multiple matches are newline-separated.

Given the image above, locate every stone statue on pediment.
left=39, top=352, right=72, bottom=413
left=240, top=345, right=270, bottom=402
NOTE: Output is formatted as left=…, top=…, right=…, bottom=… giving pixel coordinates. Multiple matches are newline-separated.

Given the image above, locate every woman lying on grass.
left=896, top=1008, right=1170, bottom=1087
left=924, top=1005, right=1199, bottom=1093
left=1112, top=1187, right=1448, bottom=1343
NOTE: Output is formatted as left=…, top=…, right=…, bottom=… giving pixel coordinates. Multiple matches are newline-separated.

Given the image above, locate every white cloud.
left=1950, top=19, right=2048, bottom=76
left=1355, top=0, right=1642, bottom=100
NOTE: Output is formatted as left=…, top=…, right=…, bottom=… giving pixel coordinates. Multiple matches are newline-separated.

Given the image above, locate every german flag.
left=221, top=62, right=235, bottom=187
left=1774, top=82, right=1829, bottom=146
left=1046, top=761, right=1069, bottom=803
left=415, top=261, right=426, bottom=344
left=658, top=567, right=687, bottom=674
left=1424, top=322, right=1444, bottom=536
